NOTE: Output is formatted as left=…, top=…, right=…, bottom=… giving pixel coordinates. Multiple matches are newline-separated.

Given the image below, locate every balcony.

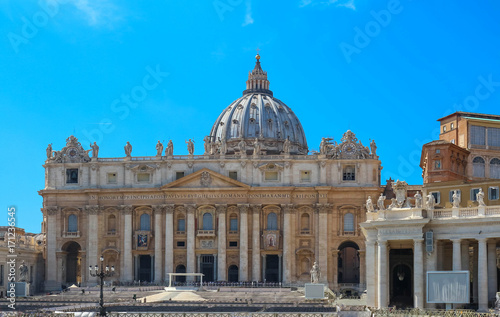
left=63, top=231, right=80, bottom=238
left=197, top=230, right=215, bottom=237
left=365, top=205, right=500, bottom=222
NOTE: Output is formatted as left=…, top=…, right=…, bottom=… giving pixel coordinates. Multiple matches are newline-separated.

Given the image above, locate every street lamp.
left=89, top=255, right=115, bottom=316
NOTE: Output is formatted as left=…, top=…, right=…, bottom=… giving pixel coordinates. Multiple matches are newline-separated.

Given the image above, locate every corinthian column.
left=217, top=204, right=227, bottom=281
left=164, top=205, right=174, bottom=279
left=238, top=204, right=249, bottom=281
left=316, top=203, right=329, bottom=283
left=153, top=205, right=163, bottom=283
left=282, top=204, right=294, bottom=283
left=44, top=207, right=59, bottom=290
left=86, top=205, right=99, bottom=283
left=251, top=204, right=261, bottom=281
left=185, top=204, right=196, bottom=280
left=122, top=205, right=133, bottom=282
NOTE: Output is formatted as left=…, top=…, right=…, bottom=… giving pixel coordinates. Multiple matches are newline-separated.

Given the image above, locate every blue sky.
left=1, top=0, right=500, bottom=233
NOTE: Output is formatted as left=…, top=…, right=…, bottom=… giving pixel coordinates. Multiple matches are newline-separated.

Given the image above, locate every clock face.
left=343, top=143, right=356, bottom=155
left=67, top=147, right=78, bottom=157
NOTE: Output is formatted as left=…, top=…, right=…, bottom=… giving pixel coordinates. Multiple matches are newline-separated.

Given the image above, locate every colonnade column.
left=217, top=204, right=227, bottom=281
left=186, top=204, right=196, bottom=280
left=487, top=240, right=498, bottom=305
left=365, top=240, right=376, bottom=307
left=477, top=238, right=488, bottom=312
left=413, top=239, right=424, bottom=309
left=317, top=204, right=329, bottom=284
left=44, top=207, right=58, bottom=289
left=86, top=205, right=99, bottom=283
left=238, top=204, right=249, bottom=281
left=282, top=204, right=293, bottom=283
left=153, top=205, right=163, bottom=283
left=122, top=206, right=133, bottom=281
left=332, top=250, right=339, bottom=291
left=377, top=240, right=388, bottom=308
left=451, top=239, right=462, bottom=270
left=164, top=205, right=174, bottom=278
left=358, top=250, right=366, bottom=286
left=251, top=205, right=261, bottom=281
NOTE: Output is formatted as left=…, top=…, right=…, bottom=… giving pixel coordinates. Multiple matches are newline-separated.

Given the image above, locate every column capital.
left=184, top=204, right=196, bottom=214
left=366, top=240, right=376, bottom=247
left=281, top=204, right=295, bottom=214
left=250, top=204, right=262, bottom=214
left=85, top=205, right=99, bottom=215
left=450, top=238, right=462, bottom=243
left=216, top=204, right=227, bottom=215
left=238, top=204, right=249, bottom=214
left=476, top=237, right=487, bottom=243
left=315, top=203, right=332, bottom=214
left=121, top=205, right=133, bottom=215
left=165, top=204, right=175, bottom=214
left=43, top=206, right=59, bottom=216
left=377, top=240, right=388, bottom=246
left=413, top=238, right=424, bottom=243
left=153, top=205, right=165, bottom=215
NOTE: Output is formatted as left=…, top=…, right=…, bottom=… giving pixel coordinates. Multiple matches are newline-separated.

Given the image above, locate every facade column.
left=238, top=204, right=249, bottom=281
left=358, top=250, right=366, bottom=286
left=44, top=207, right=59, bottom=290
left=122, top=206, right=133, bottom=282
left=262, top=254, right=266, bottom=281
left=425, top=238, right=438, bottom=309
left=487, top=240, right=498, bottom=305
left=461, top=241, right=469, bottom=271
left=365, top=240, right=376, bottom=307
left=251, top=205, right=262, bottom=281
left=473, top=244, right=478, bottom=304
left=477, top=238, right=488, bottom=311
left=413, top=239, right=424, bottom=309
left=164, top=205, right=174, bottom=278
left=317, top=204, right=329, bottom=284
left=86, top=205, right=99, bottom=283
left=377, top=240, right=388, bottom=308
left=282, top=204, right=293, bottom=283
left=332, top=250, right=339, bottom=291
left=451, top=239, right=462, bottom=270
left=185, top=204, right=196, bottom=280
left=217, top=204, right=227, bottom=281
left=153, top=205, right=163, bottom=283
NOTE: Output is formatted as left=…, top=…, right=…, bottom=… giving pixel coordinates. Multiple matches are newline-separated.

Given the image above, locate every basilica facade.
left=39, top=55, right=382, bottom=291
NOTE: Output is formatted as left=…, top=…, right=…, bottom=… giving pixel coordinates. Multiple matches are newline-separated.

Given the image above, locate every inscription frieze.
left=89, top=193, right=326, bottom=200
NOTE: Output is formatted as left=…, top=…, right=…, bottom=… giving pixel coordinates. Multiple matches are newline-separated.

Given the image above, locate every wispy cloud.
left=299, top=0, right=356, bottom=10
left=242, top=0, right=254, bottom=27
left=42, top=0, right=122, bottom=27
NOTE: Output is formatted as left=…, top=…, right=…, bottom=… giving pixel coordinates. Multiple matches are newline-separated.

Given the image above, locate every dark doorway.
left=63, top=241, right=81, bottom=285
left=228, top=265, right=239, bottom=282
left=265, top=255, right=280, bottom=282
left=389, top=248, right=413, bottom=308
left=201, top=255, right=214, bottom=282
left=338, top=241, right=360, bottom=283
left=176, top=265, right=186, bottom=283
left=139, top=255, right=152, bottom=282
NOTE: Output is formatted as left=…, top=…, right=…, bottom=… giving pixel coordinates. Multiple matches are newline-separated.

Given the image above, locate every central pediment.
left=161, top=168, right=250, bottom=189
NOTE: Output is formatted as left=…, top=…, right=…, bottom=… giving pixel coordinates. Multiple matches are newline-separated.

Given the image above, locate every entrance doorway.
left=62, top=241, right=81, bottom=285
left=200, top=255, right=214, bottom=282
left=175, top=265, right=186, bottom=283
left=338, top=241, right=360, bottom=283
left=389, top=248, right=413, bottom=308
left=228, top=265, right=238, bottom=282
left=138, top=255, right=152, bottom=282
left=265, top=255, right=280, bottom=282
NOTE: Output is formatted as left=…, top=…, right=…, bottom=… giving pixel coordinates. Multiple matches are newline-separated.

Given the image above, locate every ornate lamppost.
left=89, top=255, right=115, bottom=316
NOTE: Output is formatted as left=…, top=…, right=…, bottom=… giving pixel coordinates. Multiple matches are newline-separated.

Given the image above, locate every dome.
left=208, top=55, right=308, bottom=155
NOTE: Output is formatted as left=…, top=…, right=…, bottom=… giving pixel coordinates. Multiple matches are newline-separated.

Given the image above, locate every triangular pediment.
left=161, top=168, right=250, bottom=189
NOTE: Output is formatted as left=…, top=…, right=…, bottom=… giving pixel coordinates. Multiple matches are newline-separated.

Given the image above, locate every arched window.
left=267, top=212, right=278, bottom=230
left=202, top=213, right=213, bottom=230
left=177, top=217, right=185, bottom=232
left=344, top=213, right=354, bottom=232
left=300, top=213, right=310, bottom=231
left=229, top=213, right=238, bottom=232
left=473, top=156, right=485, bottom=178
left=140, top=213, right=150, bottom=231
left=68, top=214, right=78, bottom=232
left=108, top=215, right=116, bottom=233
left=490, top=158, right=500, bottom=179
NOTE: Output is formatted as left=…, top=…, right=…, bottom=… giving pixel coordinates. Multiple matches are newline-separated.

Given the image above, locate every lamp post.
left=89, top=255, right=115, bottom=316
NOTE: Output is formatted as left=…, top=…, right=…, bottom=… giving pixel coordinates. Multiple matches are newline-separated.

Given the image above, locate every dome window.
left=220, top=122, right=225, bottom=126
left=251, top=103, right=257, bottom=109
left=237, top=104, right=244, bottom=110
left=265, top=103, right=271, bottom=108
left=232, top=119, right=238, bottom=124
left=278, top=105, right=284, bottom=111
left=249, top=118, right=256, bottom=123
left=227, top=106, right=232, bottom=110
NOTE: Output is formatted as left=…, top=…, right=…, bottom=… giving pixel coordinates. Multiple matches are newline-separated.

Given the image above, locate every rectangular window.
left=470, top=188, right=481, bottom=201
left=264, top=171, right=279, bottom=181
left=488, top=127, right=500, bottom=147
left=436, top=149, right=440, bottom=153
left=176, top=171, right=185, bottom=180
left=230, top=218, right=238, bottom=231
left=449, top=190, right=461, bottom=203
left=343, top=166, right=355, bottom=181
left=229, top=171, right=238, bottom=180
left=489, top=186, right=499, bottom=200
left=137, top=173, right=150, bottom=182
left=300, top=170, right=311, bottom=182
left=229, top=241, right=238, bottom=247
left=430, top=192, right=441, bottom=204
left=66, top=168, right=78, bottom=184
left=434, top=160, right=441, bottom=169
left=107, top=173, right=117, bottom=183
left=470, top=125, right=486, bottom=145
left=177, top=241, right=185, bottom=247
left=177, top=219, right=186, bottom=232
